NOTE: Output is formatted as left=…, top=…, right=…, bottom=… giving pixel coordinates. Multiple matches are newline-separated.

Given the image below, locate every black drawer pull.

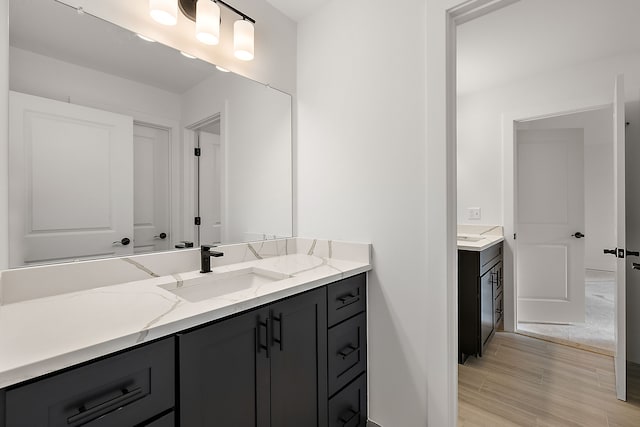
left=67, top=386, right=142, bottom=426
left=339, top=408, right=360, bottom=427
left=338, top=344, right=359, bottom=360
left=272, top=313, right=283, bottom=351
left=256, top=316, right=270, bottom=358
left=338, top=294, right=360, bottom=306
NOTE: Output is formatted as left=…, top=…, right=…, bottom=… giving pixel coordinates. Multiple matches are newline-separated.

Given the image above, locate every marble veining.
left=0, top=238, right=371, bottom=389
left=121, top=257, right=160, bottom=277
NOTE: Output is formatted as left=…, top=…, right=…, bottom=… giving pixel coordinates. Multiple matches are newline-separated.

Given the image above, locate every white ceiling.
left=457, top=0, right=640, bottom=95
left=10, top=0, right=219, bottom=94
left=265, top=0, right=328, bottom=22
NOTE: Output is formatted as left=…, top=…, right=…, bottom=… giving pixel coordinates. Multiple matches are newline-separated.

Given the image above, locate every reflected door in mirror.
left=9, top=91, right=134, bottom=266
left=133, top=124, right=170, bottom=254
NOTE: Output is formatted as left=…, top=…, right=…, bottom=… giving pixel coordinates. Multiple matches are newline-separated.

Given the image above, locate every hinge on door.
left=514, top=233, right=517, bottom=240
left=194, top=147, right=201, bottom=157
left=194, top=217, right=201, bottom=226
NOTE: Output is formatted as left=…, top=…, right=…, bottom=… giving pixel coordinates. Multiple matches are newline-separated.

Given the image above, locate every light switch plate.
left=468, top=207, right=481, bottom=220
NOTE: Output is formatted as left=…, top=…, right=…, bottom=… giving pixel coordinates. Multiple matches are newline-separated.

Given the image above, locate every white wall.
left=9, top=47, right=182, bottom=123
left=57, top=0, right=297, bottom=95
left=181, top=72, right=292, bottom=244
left=517, top=108, right=616, bottom=272
left=457, top=51, right=640, bottom=226
left=297, top=0, right=429, bottom=425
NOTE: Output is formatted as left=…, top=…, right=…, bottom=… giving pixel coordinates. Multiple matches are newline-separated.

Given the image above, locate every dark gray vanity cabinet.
left=2, top=338, right=175, bottom=427
left=0, top=274, right=368, bottom=427
left=326, top=274, right=368, bottom=427
left=458, top=242, right=503, bottom=363
left=178, top=286, right=328, bottom=427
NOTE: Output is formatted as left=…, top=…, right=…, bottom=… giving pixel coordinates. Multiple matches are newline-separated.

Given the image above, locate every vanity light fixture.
left=150, top=0, right=255, bottom=61
left=149, top=0, right=178, bottom=26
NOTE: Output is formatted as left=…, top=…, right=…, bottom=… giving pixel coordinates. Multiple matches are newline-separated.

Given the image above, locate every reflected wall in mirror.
left=8, top=0, right=292, bottom=268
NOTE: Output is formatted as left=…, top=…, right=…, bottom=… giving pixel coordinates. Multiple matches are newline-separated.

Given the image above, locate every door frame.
left=184, top=109, right=227, bottom=246
left=503, top=104, right=610, bottom=332
left=436, top=0, right=623, bottom=424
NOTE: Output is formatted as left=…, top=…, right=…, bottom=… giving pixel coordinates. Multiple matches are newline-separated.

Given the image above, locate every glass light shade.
left=150, top=0, right=177, bottom=26
left=196, top=0, right=220, bottom=45
left=234, top=20, right=254, bottom=61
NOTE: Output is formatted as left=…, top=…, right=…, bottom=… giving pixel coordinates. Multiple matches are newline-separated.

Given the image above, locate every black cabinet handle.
left=338, top=294, right=360, bottom=306
left=112, top=238, right=131, bottom=246
left=627, top=250, right=640, bottom=257
left=572, top=232, right=585, bottom=239
left=339, top=408, right=360, bottom=427
left=256, top=316, right=270, bottom=358
left=338, top=344, right=359, bottom=360
left=272, top=313, right=283, bottom=351
left=67, top=386, right=142, bottom=426
left=633, top=263, right=640, bottom=271
left=154, top=232, right=167, bottom=240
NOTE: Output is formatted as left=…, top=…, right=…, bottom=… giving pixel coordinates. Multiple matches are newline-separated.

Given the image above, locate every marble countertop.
left=457, top=225, right=504, bottom=251
left=0, top=239, right=371, bottom=389
left=457, top=234, right=504, bottom=251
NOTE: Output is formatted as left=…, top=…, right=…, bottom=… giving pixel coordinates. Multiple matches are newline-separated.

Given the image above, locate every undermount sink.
left=160, top=267, right=290, bottom=302
left=457, top=235, right=485, bottom=242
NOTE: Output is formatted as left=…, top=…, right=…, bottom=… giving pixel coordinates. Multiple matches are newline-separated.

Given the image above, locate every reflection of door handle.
left=627, top=250, right=639, bottom=257
left=112, top=238, right=131, bottom=246
left=154, top=233, right=167, bottom=240
left=633, top=263, right=640, bottom=270
left=572, top=232, right=585, bottom=239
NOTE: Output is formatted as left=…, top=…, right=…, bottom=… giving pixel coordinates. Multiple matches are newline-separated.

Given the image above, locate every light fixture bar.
left=178, top=0, right=255, bottom=24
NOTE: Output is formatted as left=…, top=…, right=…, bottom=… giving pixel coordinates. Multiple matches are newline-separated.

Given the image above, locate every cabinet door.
left=270, top=287, right=328, bottom=427
left=178, top=307, right=270, bottom=427
left=480, top=270, right=495, bottom=354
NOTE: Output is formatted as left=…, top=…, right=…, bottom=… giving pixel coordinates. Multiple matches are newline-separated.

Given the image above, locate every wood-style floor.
left=459, top=332, right=640, bottom=426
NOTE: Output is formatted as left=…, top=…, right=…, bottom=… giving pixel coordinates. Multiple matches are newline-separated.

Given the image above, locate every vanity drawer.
left=5, top=338, right=175, bottom=427
left=328, top=313, right=367, bottom=396
left=144, top=411, right=174, bottom=426
left=480, top=242, right=502, bottom=274
left=328, top=273, right=366, bottom=327
left=328, top=374, right=367, bottom=427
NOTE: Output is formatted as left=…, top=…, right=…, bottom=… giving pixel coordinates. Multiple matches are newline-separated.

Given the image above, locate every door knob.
left=627, top=250, right=639, bottom=257
left=604, top=248, right=617, bottom=256
left=572, top=232, right=585, bottom=239
left=154, top=232, right=167, bottom=240
left=113, top=238, right=131, bottom=246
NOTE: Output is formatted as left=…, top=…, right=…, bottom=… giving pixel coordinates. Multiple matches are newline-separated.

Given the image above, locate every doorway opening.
left=187, top=113, right=225, bottom=247
left=512, top=107, right=616, bottom=355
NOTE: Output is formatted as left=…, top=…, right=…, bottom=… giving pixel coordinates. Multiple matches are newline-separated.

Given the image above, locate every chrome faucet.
left=200, top=245, right=224, bottom=273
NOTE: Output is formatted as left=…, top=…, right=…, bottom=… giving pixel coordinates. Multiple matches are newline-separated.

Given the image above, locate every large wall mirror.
left=8, top=0, right=292, bottom=268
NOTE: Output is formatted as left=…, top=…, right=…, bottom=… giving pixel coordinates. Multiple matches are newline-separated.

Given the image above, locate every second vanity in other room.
left=0, top=238, right=372, bottom=427
left=457, top=225, right=504, bottom=364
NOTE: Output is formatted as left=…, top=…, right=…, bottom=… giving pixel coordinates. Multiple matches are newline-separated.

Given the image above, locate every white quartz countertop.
left=0, top=241, right=371, bottom=389
left=457, top=234, right=504, bottom=251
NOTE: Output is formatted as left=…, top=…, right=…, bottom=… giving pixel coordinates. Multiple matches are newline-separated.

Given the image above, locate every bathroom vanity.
left=0, top=238, right=371, bottom=427
left=457, top=229, right=504, bottom=363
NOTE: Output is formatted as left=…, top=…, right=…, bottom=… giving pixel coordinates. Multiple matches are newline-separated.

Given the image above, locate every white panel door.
left=9, top=91, right=133, bottom=266
left=198, top=131, right=222, bottom=245
left=516, top=128, right=585, bottom=323
left=613, top=75, right=626, bottom=401
left=133, top=123, right=170, bottom=253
